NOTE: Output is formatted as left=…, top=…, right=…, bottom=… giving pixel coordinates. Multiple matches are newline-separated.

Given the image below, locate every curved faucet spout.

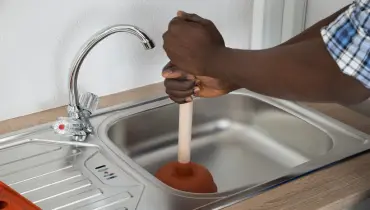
left=69, top=24, right=155, bottom=111
left=53, top=24, right=155, bottom=141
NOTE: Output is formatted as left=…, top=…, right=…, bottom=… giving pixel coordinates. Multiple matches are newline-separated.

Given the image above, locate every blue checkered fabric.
left=321, top=0, right=370, bottom=88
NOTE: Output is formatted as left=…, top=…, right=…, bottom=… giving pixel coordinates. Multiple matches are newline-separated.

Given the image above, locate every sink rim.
left=95, top=89, right=370, bottom=208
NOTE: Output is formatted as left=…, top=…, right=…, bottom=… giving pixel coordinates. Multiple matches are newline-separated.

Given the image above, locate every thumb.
left=162, top=62, right=195, bottom=80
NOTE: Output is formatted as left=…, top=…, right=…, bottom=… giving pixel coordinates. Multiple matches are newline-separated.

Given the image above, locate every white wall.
left=0, top=0, right=253, bottom=121
left=305, top=0, right=352, bottom=27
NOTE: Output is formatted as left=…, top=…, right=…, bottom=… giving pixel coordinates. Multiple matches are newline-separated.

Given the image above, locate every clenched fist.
left=163, top=11, right=226, bottom=76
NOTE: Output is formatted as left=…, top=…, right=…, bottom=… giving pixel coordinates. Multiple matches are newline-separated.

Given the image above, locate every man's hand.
left=162, top=11, right=236, bottom=104
left=163, top=11, right=226, bottom=76
left=162, top=63, right=238, bottom=104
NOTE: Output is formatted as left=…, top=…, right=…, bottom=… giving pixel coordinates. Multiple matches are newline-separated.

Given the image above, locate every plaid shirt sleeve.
left=321, top=0, right=370, bottom=88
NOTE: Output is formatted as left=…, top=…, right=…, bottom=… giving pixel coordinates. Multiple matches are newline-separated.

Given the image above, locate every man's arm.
left=222, top=4, right=351, bottom=95
left=207, top=2, right=370, bottom=104
left=279, top=5, right=349, bottom=46
left=162, top=5, right=350, bottom=103
left=163, top=2, right=370, bottom=104
left=211, top=38, right=370, bottom=104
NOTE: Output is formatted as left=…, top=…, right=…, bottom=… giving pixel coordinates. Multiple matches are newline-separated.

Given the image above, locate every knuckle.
left=162, top=43, right=168, bottom=52
left=164, top=79, right=175, bottom=88
left=183, top=90, right=194, bottom=97
left=204, top=19, right=213, bottom=25
left=177, top=100, right=186, bottom=104
left=164, top=79, right=169, bottom=87
left=188, top=13, right=198, bottom=19
left=177, top=90, right=191, bottom=97
left=162, top=31, right=168, bottom=40
left=165, top=88, right=172, bottom=95
left=169, top=18, right=181, bottom=30
left=184, top=81, right=195, bottom=89
left=169, top=96, right=184, bottom=104
left=178, top=80, right=192, bottom=90
left=168, top=17, right=177, bottom=26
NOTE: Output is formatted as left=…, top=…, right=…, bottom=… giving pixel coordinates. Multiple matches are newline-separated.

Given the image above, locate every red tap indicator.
left=0, top=181, right=41, bottom=210
left=58, top=124, right=65, bottom=130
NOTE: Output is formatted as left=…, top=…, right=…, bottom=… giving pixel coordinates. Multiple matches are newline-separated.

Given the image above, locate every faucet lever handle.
left=52, top=117, right=87, bottom=139
left=79, top=92, right=99, bottom=114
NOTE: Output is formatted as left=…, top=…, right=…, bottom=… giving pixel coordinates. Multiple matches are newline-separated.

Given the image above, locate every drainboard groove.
left=7, top=164, right=74, bottom=186
left=46, top=189, right=102, bottom=210
left=0, top=148, right=82, bottom=177
left=0, top=143, right=62, bottom=166
left=19, top=173, right=84, bottom=195
left=32, top=179, right=93, bottom=203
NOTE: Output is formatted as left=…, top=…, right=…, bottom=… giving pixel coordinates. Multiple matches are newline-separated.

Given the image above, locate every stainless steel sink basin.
left=95, top=89, right=370, bottom=209
left=106, top=93, right=333, bottom=194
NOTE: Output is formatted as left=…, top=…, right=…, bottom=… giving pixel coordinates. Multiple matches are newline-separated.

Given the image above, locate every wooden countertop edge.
left=0, top=83, right=165, bottom=135
left=1, top=83, right=370, bottom=210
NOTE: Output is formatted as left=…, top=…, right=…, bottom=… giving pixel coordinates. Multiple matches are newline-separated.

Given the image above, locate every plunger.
left=155, top=101, right=217, bottom=193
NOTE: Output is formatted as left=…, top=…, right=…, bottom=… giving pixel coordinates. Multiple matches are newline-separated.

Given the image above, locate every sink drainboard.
left=0, top=139, right=144, bottom=210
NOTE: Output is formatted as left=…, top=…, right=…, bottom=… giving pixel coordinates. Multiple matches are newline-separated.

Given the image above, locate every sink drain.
left=0, top=201, right=8, bottom=209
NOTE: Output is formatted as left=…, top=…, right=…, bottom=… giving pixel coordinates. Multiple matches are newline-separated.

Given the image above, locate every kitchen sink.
left=106, top=93, right=333, bottom=194
left=1, top=88, right=370, bottom=210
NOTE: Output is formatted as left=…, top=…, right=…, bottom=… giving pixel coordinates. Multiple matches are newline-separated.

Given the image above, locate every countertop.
left=2, top=82, right=370, bottom=210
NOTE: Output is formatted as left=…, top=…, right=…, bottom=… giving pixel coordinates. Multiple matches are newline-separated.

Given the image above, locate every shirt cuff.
left=320, top=2, right=370, bottom=89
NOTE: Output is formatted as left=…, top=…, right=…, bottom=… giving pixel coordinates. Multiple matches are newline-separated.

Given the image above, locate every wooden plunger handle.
left=178, top=101, right=193, bottom=164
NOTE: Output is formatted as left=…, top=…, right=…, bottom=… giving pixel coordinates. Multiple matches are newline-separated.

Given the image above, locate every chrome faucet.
left=52, top=25, right=155, bottom=141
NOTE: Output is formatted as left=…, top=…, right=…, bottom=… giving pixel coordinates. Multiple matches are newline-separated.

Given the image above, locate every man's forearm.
left=211, top=37, right=370, bottom=104
left=223, top=5, right=351, bottom=93
left=278, top=5, right=349, bottom=46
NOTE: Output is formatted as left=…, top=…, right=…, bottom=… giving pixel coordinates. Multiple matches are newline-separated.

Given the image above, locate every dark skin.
left=162, top=6, right=370, bottom=104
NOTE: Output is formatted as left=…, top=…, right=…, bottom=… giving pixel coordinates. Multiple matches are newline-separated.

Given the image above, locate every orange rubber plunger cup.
left=155, top=101, right=217, bottom=193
